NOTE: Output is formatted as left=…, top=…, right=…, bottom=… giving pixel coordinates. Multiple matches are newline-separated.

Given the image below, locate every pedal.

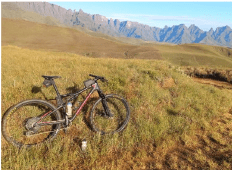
left=63, top=127, right=68, bottom=134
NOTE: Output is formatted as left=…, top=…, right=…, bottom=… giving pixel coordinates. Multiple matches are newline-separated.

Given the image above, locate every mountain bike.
left=2, top=74, right=130, bottom=148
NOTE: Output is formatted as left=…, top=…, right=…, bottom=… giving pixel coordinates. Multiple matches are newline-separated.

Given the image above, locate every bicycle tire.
left=2, top=99, right=61, bottom=148
left=90, top=94, right=130, bottom=134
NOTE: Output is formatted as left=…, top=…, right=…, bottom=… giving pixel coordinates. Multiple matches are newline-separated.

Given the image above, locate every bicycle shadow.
left=31, top=86, right=58, bottom=106
left=65, top=82, right=80, bottom=94
left=31, top=86, right=48, bottom=100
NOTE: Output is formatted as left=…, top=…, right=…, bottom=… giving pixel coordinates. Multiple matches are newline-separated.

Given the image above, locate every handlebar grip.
left=89, top=74, right=107, bottom=82
left=89, top=74, right=95, bottom=77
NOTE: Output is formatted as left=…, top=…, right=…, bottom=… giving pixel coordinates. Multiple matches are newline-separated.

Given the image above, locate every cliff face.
left=14, top=2, right=73, bottom=25
left=2, top=2, right=232, bottom=47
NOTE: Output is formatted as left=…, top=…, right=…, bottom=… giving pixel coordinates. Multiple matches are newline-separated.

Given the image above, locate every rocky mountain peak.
left=2, top=2, right=232, bottom=47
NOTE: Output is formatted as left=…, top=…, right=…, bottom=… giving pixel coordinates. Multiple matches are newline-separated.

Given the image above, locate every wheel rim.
left=3, top=101, right=60, bottom=147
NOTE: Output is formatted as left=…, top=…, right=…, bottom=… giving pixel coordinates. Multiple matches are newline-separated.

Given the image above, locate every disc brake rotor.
left=25, top=117, right=41, bottom=132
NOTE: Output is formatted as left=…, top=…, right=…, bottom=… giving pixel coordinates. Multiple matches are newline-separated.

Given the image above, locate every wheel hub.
left=25, top=117, right=41, bottom=132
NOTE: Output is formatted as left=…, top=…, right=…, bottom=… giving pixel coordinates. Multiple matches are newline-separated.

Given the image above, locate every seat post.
left=51, top=79, right=62, bottom=103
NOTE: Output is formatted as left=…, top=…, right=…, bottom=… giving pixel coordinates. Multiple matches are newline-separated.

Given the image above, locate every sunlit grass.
left=2, top=46, right=232, bottom=169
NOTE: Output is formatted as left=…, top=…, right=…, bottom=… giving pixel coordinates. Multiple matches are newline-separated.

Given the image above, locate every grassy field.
left=1, top=46, right=232, bottom=169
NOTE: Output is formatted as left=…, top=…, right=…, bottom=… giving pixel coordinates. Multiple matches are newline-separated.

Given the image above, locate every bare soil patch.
left=184, top=67, right=232, bottom=83
left=193, top=77, right=232, bottom=90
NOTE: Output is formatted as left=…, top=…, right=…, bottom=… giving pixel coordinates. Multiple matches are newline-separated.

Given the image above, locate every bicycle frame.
left=35, top=81, right=100, bottom=127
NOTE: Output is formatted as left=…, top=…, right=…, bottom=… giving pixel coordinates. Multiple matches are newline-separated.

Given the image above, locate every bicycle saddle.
left=42, top=75, right=61, bottom=80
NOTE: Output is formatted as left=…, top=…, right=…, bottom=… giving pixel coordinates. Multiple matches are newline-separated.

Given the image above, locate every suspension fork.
left=97, top=85, right=113, bottom=117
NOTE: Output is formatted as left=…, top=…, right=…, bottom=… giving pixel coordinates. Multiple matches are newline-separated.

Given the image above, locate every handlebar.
left=89, top=74, right=108, bottom=82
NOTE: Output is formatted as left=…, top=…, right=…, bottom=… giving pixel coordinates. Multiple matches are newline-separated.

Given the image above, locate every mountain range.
left=2, top=2, right=232, bottom=47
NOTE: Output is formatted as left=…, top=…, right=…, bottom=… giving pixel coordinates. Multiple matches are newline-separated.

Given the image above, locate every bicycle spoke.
left=2, top=100, right=61, bottom=147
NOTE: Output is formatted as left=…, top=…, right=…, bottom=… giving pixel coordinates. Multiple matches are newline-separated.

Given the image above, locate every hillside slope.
left=1, top=18, right=161, bottom=60
left=156, top=43, right=232, bottom=68
left=2, top=18, right=232, bottom=68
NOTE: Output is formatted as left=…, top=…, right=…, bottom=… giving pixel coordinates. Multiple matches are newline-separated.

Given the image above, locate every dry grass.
left=1, top=46, right=232, bottom=169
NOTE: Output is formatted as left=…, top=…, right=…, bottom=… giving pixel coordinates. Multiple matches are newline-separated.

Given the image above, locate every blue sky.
left=50, top=1, right=232, bottom=31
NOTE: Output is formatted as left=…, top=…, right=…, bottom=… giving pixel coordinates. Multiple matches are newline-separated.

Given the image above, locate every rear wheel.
left=2, top=99, right=61, bottom=147
left=90, top=94, right=130, bottom=134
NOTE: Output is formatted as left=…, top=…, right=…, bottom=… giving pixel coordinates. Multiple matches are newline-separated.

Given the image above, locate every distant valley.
left=2, top=2, right=232, bottom=48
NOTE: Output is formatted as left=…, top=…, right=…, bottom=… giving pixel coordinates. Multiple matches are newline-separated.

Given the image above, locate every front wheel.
left=90, top=94, right=130, bottom=134
left=1, top=99, right=61, bottom=148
